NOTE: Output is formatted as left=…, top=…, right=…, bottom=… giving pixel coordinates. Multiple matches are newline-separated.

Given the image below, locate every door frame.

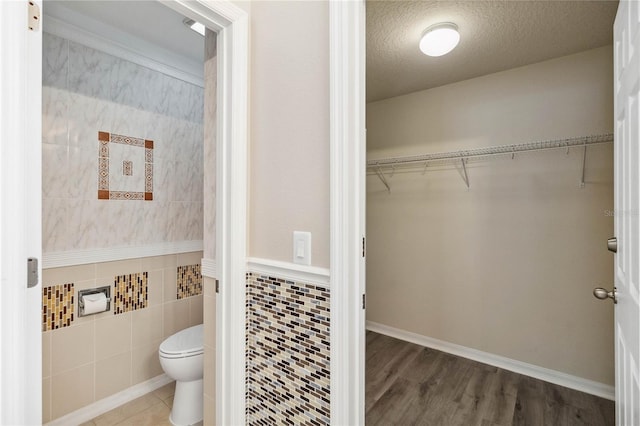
left=329, top=1, right=367, bottom=424
left=0, top=0, right=366, bottom=423
left=161, top=1, right=249, bottom=425
left=0, top=1, right=43, bottom=424
left=169, top=1, right=370, bottom=423
left=165, top=2, right=369, bottom=424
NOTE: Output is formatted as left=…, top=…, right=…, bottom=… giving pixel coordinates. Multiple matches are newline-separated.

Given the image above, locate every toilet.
left=159, top=324, right=204, bottom=426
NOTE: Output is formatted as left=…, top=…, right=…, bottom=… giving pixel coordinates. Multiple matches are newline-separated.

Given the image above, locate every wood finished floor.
left=366, top=331, right=614, bottom=426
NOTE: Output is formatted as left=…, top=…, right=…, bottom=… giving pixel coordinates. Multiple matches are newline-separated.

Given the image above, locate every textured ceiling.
left=367, top=0, right=618, bottom=102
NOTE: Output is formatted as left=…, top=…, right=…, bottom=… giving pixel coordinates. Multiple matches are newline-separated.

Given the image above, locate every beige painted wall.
left=366, top=46, right=615, bottom=385
left=248, top=1, right=330, bottom=268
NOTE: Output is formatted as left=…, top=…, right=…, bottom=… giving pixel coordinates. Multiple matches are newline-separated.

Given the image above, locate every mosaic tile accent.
left=123, top=160, right=133, bottom=176
left=42, top=283, right=74, bottom=331
left=145, top=163, right=153, bottom=194
left=108, top=191, right=145, bottom=200
left=177, top=264, right=202, bottom=299
left=98, top=157, right=109, bottom=190
left=113, top=272, right=148, bottom=314
left=97, top=131, right=153, bottom=201
left=246, top=273, right=330, bottom=425
left=110, top=133, right=146, bottom=147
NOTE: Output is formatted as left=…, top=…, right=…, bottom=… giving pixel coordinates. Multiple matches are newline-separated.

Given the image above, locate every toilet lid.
left=159, top=324, right=204, bottom=357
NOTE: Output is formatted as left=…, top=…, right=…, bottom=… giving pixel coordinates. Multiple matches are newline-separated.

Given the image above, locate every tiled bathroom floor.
left=80, top=382, right=176, bottom=426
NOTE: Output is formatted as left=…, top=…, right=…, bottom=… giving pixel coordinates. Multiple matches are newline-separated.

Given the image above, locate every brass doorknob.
left=593, top=287, right=617, bottom=304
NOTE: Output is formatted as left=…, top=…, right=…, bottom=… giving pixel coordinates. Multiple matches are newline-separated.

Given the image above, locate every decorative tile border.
left=113, top=272, right=148, bottom=314
left=97, top=131, right=153, bottom=201
left=177, top=264, right=202, bottom=299
left=42, top=283, right=75, bottom=331
left=246, top=273, right=330, bottom=425
left=123, top=160, right=133, bottom=176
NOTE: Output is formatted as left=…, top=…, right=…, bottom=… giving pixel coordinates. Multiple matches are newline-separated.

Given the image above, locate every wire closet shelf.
left=367, top=133, right=613, bottom=191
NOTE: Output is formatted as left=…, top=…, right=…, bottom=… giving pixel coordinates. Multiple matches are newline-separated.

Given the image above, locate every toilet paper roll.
left=82, top=292, right=108, bottom=315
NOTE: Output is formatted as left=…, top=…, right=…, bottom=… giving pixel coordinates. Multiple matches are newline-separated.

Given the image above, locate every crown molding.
left=43, top=10, right=203, bottom=87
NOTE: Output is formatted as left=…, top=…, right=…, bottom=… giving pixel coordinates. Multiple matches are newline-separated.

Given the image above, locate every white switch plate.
left=293, top=231, right=312, bottom=266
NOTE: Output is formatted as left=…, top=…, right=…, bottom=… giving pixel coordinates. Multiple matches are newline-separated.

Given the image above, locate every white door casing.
left=613, top=1, right=640, bottom=424
left=0, top=0, right=43, bottom=424
left=329, top=0, right=367, bottom=424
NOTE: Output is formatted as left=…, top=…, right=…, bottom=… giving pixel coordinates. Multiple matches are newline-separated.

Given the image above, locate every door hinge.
left=362, top=294, right=366, bottom=310
left=215, top=279, right=220, bottom=293
left=362, top=237, right=366, bottom=258
left=27, top=257, right=38, bottom=288
left=28, top=1, right=40, bottom=32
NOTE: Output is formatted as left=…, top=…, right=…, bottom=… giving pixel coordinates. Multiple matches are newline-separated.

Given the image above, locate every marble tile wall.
left=203, top=29, right=217, bottom=260
left=42, top=32, right=204, bottom=253
left=41, top=252, right=204, bottom=423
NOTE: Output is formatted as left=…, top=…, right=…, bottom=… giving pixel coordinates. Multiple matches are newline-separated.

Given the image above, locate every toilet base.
left=169, top=379, right=203, bottom=426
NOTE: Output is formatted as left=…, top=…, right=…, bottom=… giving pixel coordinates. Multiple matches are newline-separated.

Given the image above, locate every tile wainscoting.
left=245, top=271, right=330, bottom=425
left=42, top=252, right=203, bottom=423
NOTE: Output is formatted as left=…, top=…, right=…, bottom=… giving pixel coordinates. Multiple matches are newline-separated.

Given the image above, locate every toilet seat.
left=159, top=324, right=204, bottom=359
left=159, top=348, right=203, bottom=359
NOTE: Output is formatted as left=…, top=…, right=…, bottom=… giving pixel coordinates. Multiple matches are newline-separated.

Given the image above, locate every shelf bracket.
left=461, top=158, right=470, bottom=188
left=580, top=145, right=587, bottom=188
left=375, top=166, right=391, bottom=193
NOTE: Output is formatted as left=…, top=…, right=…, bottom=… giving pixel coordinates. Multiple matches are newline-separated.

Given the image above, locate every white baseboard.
left=247, top=257, right=330, bottom=288
left=45, top=374, right=173, bottom=426
left=366, top=321, right=615, bottom=401
left=43, top=240, right=204, bottom=269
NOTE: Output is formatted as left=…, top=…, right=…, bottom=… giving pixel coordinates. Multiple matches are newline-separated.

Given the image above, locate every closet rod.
left=367, top=133, right=613, bottom=169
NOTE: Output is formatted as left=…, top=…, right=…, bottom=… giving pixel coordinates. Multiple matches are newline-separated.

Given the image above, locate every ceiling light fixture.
left=183, top=18, right=205, bottom=37
left=419, top=22, right=460, bottom=57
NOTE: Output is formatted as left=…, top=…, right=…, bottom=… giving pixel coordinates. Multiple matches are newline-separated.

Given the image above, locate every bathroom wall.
left=42, top=30, right=206, bottom=423
left=203, top=29, right=217, bottom=261
left=41, top=252, right=203, bottom=422
left=42, top=32, right=204, bottom=253
left=366, top=46, right=615, bottom=385
left=202, top=28, right=217, bottom=424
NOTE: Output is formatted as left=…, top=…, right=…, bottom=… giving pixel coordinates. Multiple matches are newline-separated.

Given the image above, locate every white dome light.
left=419, top=23, right=460, bottom=57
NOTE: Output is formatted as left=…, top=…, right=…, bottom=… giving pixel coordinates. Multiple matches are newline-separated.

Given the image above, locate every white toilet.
left=159, top=324, right=204, bottom=426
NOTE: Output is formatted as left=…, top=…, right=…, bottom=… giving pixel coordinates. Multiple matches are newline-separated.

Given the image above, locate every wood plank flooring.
left=366, top=331, right=614, bottom=426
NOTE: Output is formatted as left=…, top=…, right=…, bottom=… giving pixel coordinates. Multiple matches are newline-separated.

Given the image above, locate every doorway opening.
left=363, top=1, right=617, bottom=424
left=37, top=1, right=247, bottom=424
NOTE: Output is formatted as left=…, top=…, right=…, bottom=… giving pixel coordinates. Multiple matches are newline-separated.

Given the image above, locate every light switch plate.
left=293, top=231, right=312, bottom=266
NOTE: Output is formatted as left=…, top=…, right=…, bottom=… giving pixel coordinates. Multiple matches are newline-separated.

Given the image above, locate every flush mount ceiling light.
left=419, top=22, right=460, bottom=57
left=183, top=18, right=205, bottom=36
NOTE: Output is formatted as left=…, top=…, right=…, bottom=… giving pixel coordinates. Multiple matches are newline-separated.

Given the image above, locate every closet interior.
left=364, top=1, right=617, bottom=424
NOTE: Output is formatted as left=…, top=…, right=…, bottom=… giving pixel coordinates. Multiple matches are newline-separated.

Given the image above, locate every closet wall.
left=366, top=46, right=614, bottom=385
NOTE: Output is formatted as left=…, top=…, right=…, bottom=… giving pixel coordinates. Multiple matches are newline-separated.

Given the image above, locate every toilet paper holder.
left=78, top=286, right=111, bottom=317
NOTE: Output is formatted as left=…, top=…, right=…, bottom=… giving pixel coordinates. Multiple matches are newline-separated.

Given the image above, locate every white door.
left=0, top=0, right=43, bottom=424
left=613, top=1, right=640, bottom=424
